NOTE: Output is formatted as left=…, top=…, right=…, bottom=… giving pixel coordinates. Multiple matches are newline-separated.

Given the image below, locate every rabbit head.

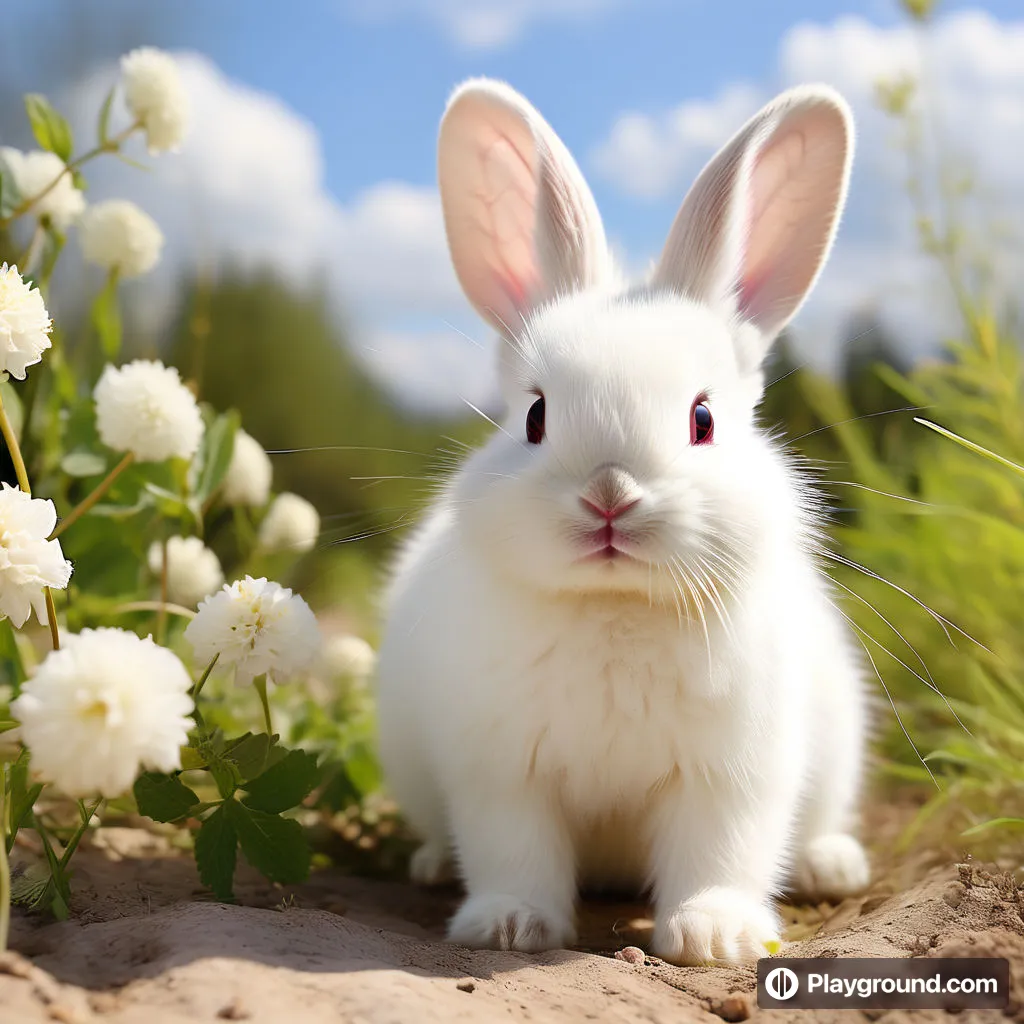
left=437, top=79, right=853, bottom=599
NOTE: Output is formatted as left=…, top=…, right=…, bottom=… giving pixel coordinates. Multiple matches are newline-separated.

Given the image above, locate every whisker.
left=822, top=550, right=989, bottom=652
left=789, top=406, right=930, bottom=444
left=860, top=644, right=939, bottom=789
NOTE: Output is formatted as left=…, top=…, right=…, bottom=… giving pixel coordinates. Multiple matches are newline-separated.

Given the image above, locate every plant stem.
left=58, top=799, right=103, bottom=871
left=0, top=123, right=140, bottom=228
left=44, top=590, right=60, bottom=650
left=0, top=388, right=61, bottom=649
left=0, top=388, right=31, bottom=493
left=114, top=600, right=195, bottom=620
left=191, top=654, right=219, bottom=702
left=253, top=676, right=273, bottom=735
left=157, top=536, right=169, bottom=645
left=51, top=451, right=134, bottom=538
left=0, top=769, right=10, bottom=954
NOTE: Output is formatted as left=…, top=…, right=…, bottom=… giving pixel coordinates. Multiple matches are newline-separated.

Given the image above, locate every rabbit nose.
left=579, top=464, right=643, bottom=521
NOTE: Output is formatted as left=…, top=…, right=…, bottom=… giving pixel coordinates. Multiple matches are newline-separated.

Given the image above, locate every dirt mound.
left=3, top=831, right=1023, bottom=1023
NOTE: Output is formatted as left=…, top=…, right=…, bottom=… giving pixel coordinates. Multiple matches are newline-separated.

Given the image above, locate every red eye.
left=526, top=395, right=546, bottom=444
left=690, top=398, right=713, bottom=445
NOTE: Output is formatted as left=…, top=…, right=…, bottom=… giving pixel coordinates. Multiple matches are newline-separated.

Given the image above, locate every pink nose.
left=579, top=495, right=640, bottom=521
left=580, top=464, right=643, bottom=522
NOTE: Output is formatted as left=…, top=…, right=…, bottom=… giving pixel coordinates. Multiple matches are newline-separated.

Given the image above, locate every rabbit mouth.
left=576, top=525, right=639, bottom=564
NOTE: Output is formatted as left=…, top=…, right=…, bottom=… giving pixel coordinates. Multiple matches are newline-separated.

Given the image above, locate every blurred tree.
left=169, top=270, right=486, bottom=605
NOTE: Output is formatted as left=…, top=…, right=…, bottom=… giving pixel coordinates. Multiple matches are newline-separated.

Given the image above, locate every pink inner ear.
left=478, top=134, right=541, bottom=323
left=737, top=129, right=808, bottom=322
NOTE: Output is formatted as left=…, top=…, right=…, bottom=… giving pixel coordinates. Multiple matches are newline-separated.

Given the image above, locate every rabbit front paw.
left=447, top=893, right=575, bottom=952
left=653, top=887, right=779, bottom=965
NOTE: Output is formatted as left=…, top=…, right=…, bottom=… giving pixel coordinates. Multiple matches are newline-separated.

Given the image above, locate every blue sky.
left=5, top=1, right=1024, bottom=409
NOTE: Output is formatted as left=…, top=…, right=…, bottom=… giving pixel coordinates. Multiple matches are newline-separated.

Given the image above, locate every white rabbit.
left=376, top=78, right=869, bottom=965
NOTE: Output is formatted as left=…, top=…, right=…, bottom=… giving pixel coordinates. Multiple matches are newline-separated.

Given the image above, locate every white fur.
left=376, top=80, right=868, bottom=965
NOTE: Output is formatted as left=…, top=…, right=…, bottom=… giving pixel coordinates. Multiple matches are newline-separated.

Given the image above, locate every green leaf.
left=915, top=417, right=1024, bottom=478
left=39, top=224, right=66, bottom=287
left=191, top=409, right=239, bottom=504
left=206, top=752, right=242, bottom=800
left=224, top=799, right=310, bottom=885
left=24, top=94, right=74, bottom=162
left=0, top=619, right=27, bottom=690
left=97, top=84, right=116, bottom=146
left=242, top=749, right=320, bottom=814
left=341, top=741, right=382, bottom=797
left=962, top=817, right=1024, bottom=838
left=195, top=806, right=238, bottom=901
left=90, top=270, right=122, bottom=358
left=222, top=732, right=285, bottom=783
left=7, top=750, right=43, bottom=852
left=133, top=772, right=200, bottom=823
left=60, top=451, right=108, bottom=478
left=0, top=170, right=21, bottom=219
left=180, top=746, right=207, bottom=771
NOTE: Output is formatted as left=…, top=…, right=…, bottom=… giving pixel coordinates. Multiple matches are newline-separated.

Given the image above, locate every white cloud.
left=592, top=84, right=763, bottom=200
left=591, top=10, right=1024, bottom=370
left=343, top=0, right=623, bottom=50
left=52, top=53, right=485, bottom=411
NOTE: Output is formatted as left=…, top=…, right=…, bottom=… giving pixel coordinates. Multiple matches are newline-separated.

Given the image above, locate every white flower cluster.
left=11, top=628, right=194, bottom=798
left=0, top=148, right=85, bottom=230
left=0, top=484, right=72, bottom=627
left=147, top=536, right=223, bottom=608
left=222, top=429, right=272, bottom=507
left=79, top=200, right=164, bottom=278
left=94, top=359, right=203, bottom=462
left=120, top=47, right=189, bottom=154
left=185, top=576, right=321, bottom=686
left=0, top=263, right=52, bottom=379
left=258, top=492, right=320, bottom=554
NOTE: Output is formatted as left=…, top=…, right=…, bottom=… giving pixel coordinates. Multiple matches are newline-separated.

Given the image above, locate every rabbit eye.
left=690, top=398, right=713, bottom=445
left=526, top=395, right=546, bottom=444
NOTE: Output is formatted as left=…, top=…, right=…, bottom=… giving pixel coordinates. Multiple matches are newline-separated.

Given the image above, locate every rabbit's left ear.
left=653, top=86, right=853, bottom=365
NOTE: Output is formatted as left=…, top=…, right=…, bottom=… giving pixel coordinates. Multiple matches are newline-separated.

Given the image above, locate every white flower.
left=321, top=634, right=376, bottom=681
left=0, top=148, right=85, bottom=230
left=185, top=576, right=320, bottom=686
left=79, top=200, right=163, bottom=278
left=11, top=628, right=194, bottom=798
left=257, top=492, right=320, bottom=554
left=94, top=359, right=203, bottom=462
left=0, top=263, right=52, bottom=379
left=120, top=47, right=189, bottom=154
left=222, top=429, right=272, bottom=507
left=0, top=483, right=72, bottom=628
left=147, top=536, right=224, bottom=608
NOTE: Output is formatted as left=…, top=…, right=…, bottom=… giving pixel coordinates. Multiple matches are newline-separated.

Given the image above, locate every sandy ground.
left=3, top=823, right=1024, bottom=1024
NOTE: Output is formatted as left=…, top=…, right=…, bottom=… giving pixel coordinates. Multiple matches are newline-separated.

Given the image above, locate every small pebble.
left=614, top=946, right=646, bottom=965
left=456, top=979, right=476, bottom=993
left=716, top=992, right=752, bottom=1022
left=943, top=882, right=966, bottom=909
left=217, top=998, right=251, bottom=1020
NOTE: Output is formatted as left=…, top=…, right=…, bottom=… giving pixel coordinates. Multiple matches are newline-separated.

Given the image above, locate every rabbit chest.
left=491, top=597, right=768, bottom=818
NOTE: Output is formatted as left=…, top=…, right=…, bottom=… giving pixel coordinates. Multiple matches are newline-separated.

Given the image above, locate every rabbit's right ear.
left=438, top=79, right=612, bottom=335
